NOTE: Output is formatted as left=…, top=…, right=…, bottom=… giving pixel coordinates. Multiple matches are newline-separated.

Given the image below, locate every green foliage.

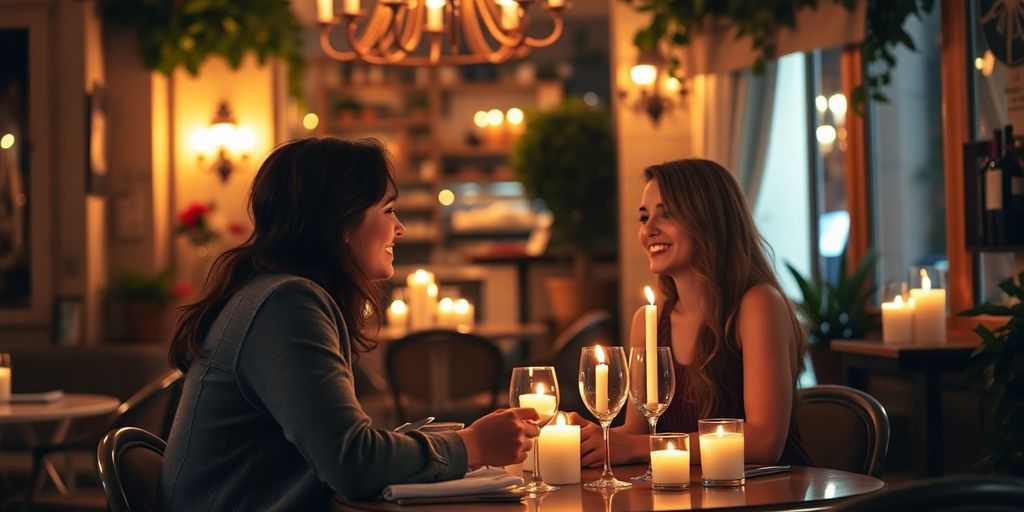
left=108, top=268, right=175, bottom=306
left=97, top=0, right=305, bottom=98
left=510, top=100, right=617, bottom=276
left=960, top=272, right=1024, bottom=476
left=622, top=0, right=935, bottom=114
left=785, top=250, right=880, bottom=348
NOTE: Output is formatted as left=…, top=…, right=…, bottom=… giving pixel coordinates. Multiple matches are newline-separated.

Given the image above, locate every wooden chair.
left=96, top=428, right=166, bottom=512
left=797, top=384, right=890, bottom=477
left=385, top=330, right=503, bottom=425
left=530, top=310, right=617, bottom=421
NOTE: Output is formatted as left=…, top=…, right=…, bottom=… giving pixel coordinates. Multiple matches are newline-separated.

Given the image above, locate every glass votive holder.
left=649, top=433, right=690, bottom=491
left=0, top=353, right=11, bottom=402
left=698, top=419, right=745, bottom=487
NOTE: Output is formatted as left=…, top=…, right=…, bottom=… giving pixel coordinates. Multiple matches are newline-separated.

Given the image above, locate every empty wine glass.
left=628, top=346, right=676, bottom=482
left=579, top=345, right=631, bottom=489
left=509, top=366, right=560, bottom=493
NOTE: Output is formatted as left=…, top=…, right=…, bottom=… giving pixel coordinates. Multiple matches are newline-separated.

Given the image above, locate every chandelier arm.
left=460, top=0, right=523, bottom=63
left=346, top=14, right=398, bottom=65
left=472, top=0, right=527, bottom=48
left=320, top=9, right=396, bottom=63
left=319, top=23, right=360, bottom=61
left=386, top=3, right=425, bottom=55
left=523, top=8, right=564, bottom=48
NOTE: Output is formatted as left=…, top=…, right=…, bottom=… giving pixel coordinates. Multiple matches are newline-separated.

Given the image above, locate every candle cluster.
left=881, top=268, right=947, bottom=345
left=387, top=269, right=475, bottom=331
left=0, top=356, right=10, bottom=402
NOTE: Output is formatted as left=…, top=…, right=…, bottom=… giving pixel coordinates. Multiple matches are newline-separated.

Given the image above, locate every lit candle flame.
left=667, top=441, right=676, bottom=451
left=894, top=295, right=903, bottom=306
left=921, top=269, right=931, bottom=291
left=390, top=299, right=408, bottom=314
left=716, top=424, right=725, bottom=436
left=555, top=412, right=567, bottom=426
left=535, top=382, right=546, bottom=394
left=595, top=345, right=606, bottom=364
left=644, top=285, right=655, bottom=305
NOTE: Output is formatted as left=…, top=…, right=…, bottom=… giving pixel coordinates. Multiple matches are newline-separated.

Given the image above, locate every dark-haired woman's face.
left=639, top=180, right=695, bottom=276
left=350, top=197, right=405, bottom=280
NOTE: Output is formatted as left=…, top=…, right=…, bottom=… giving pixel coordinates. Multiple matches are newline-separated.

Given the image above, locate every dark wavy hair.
left=169, top=137, right=397, bottom=371
left=644, top=158, right=806, bottom=419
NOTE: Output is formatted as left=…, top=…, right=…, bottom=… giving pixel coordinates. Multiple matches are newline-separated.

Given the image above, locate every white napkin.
left=382, top=467, right=523, bottom=502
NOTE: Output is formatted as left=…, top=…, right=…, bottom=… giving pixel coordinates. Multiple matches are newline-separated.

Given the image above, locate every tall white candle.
left=538, top=413, right=581, bottom=484
left=595, top=346, right=609, bottom=414
left=519, top=383, right=557, bottom=422
left=425, top=0, right=445, bottom=32
left=699, top=426, right=744, bottom=481
left=910, top=269, right=947, bottom=344
left=406, top=269, right=435, bottom=329
left=0, top=367, right=10, bottom=402
left=651, top=441, right=690, bottom=485
left=316, top=0, right=334, bottom=23
left=342, top=0, right=359, bottom=15
left=644, top=286, right=658, bottom=408
left=881, top=295, right=914, bottom=344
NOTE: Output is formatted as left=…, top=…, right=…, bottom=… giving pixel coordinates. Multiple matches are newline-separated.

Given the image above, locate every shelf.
left=325, top=116, right=430, bottom=132
left=441, top=145, right=514, bottom=158
left=448, top=228, right=532, bottom=238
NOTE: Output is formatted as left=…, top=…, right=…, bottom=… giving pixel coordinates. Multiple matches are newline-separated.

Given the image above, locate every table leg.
left=841, top=358, right=866, bottom=390
left=914, top=370, right=944, bottom=476
left=20, top=420, right=72, bottom=496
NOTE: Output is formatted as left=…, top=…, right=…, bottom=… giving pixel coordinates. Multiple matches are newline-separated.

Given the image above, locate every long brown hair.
left=169, top=137, right=397, bottom=371
left=643, top=159, right=806, bottom=419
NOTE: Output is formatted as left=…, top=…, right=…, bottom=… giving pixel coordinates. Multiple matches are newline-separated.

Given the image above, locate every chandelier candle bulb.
left=881, top=295, right=914, bottom=344
left=425, top=0, right=445, bottom=32
left=548, top=0, right=565, bottom=7
left=537, top=413, right=581, bottom=484
left=644, top=286, right=658, bottom=408
left=342, top=0, right=359, bottom=16
left=499, top=1, right=519, bottom=30
left=910, top=269, right=947, bottom=344
left=316, top=0, right=334, bottom=23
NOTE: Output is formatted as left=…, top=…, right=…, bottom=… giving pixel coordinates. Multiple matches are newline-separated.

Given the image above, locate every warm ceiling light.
left=438, top=188, right=455, bottom=206
left=317, top=0, right=569, bottom=67
left=506, top=107, right=524, bottom=125
left=303, top=113, right=320, bottom=130
left=620, top=49, right=683, bottom=126
left=629, top=64, right=657, bottom=87
left=0, top=133, right=13, bottom=150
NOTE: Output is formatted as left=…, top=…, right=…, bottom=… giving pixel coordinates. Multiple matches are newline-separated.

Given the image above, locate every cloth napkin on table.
left=381, top=467, right=524, bottom=504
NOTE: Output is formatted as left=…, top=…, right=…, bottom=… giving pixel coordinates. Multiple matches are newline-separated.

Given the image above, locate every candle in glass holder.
left=538, top=412, right=581, bottom=484
left=650, top=433, right=690, bottom=490
left=698, top=419, right=744, bottom=487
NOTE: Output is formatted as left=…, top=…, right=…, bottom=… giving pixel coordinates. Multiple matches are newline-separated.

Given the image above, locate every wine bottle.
left=985, top=129, right=1005, bottom=246
left=1012, top=136, right=1024, bottom=244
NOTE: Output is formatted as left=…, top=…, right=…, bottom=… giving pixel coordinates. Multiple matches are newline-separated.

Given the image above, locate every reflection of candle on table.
left=644, top=286, right=658, bottom=407
left=595, top=345, right=608, bottom=414
left=651, top=441, right=690, bottom=486
left=538, top=412, right=580, bottom=484
left=387, top=299, right=408, bottom=328
left=910, top=269, right=947, bottom=344
left=519, top=383, right=557, bottom=422
left=881, top=295, right=914, bottom=344
left=700, top=425, right=744, bottom=481
left=0, top=366, right=10, bottom=402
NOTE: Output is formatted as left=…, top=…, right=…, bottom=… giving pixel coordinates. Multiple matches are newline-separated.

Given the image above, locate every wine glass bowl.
left=578, top=345, right=632, bottom=489
left=628, top=346, right=676, bottom=482
left=509, top=366, right=560, bottom=493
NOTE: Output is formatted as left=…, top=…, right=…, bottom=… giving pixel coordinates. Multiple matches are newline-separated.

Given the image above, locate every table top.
left=333, top=464, right=886, bottom=511
left=0, top=393, right=121, bottom=424
left=830, top=339, right=978, bottom=359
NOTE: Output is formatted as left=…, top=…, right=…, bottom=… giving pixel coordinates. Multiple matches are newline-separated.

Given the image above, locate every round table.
left=333, top=464, right=886, bottom=511
left=0, top=393, right=121, bottom=495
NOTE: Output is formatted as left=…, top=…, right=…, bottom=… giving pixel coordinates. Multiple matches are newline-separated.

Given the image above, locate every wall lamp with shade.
left=189, top=102, right=256, bottom=183
left=620, top=49, right=686, bottom=125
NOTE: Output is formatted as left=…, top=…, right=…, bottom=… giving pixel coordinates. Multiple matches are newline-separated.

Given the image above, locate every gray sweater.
left=158, top=274, right=468, bottom=511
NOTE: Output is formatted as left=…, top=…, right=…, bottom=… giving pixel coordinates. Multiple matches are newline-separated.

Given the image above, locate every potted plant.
left=960, top=272, right=1024, bottom=476
left=785, top=250, right=880, bottom=384
left=510, top=99, right=618, bottom=331
left=108, top=268, right=189, bottom=344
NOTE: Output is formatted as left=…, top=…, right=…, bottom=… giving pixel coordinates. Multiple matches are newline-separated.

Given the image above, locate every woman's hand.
left=569, top=412, right=646, bottom=467
left=458, top=408, right=541, bottom=468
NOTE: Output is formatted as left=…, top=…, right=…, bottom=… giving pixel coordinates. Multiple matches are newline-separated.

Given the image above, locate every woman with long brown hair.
left=575, top=158, right=811, bottom=467
left=159, top=137, right=540, bottom=510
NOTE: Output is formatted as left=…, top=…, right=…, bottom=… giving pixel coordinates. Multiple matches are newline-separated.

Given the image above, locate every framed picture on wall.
left=86, top=83, right=108, bottom=195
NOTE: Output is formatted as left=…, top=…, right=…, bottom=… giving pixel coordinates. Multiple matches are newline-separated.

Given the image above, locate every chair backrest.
left=538, top=310, right=617, bottom=420
left=111, top=369, right=185, bottom=439
left=832, top=475, right=1024, bottom=512
left=797, top=384, right=889, bottom=477
left=386, top=329, right=504, bottom=424
left=97, top=427, right=166, bottom=512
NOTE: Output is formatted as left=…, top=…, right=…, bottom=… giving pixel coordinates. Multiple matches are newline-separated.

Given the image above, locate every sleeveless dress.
left=656, top=298, right=813, bottom=465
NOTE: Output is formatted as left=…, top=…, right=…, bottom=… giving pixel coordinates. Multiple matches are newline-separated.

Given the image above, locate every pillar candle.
left=538, top=413, right=581, bottom=484
left=699, top=426, right=744, bottom=481
left=881, top=295, right=914, bottom=344
left=342, top=0, right=359, bottom=16
left=519, top=383, right=557, bottom=422
left=499, top=1, right=519, bottom=30
left=316, top=0, right=334, bottom=23
left=910, top=270, right=947, bottom=344
left=387, top=299, right=409, bottom=329
left=406, top=269, right=435, bottom=329
left=0, top=367, right=10, bottom=402
left=644, top=286, right=658, bottom=407
left=595, top=346, right=609, bottom=415
left=437, top=297, right=455, bottom=327
left=454, top=298, right=474, bottom=330
left=651, top=442, right=690, bottom=486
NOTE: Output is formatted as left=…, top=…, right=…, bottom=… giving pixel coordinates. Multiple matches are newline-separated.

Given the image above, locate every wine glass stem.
left=646, top=418, right=657, bottom=474
left=531, top=440, right=543, bottom=484
left=600, top=422, right=614, bottom=480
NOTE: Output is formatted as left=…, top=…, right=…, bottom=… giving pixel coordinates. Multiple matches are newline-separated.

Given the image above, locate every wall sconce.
left=189, top=102, right=255, bottom=182
left=620, top=49, right=686, bottom=125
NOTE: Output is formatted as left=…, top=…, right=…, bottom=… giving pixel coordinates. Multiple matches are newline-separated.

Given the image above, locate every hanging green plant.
left=623, top=0, right=935, bottom=114
left=98, top=0, right=305, bottom=99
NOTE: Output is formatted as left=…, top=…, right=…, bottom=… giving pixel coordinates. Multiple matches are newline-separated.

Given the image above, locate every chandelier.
left=315, top=0, right=569, bottom=66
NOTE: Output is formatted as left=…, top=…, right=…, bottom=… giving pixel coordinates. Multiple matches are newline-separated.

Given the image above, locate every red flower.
left=228, top=222, right=247, bottom=236
left=171, top=282, right=196, bottom=300
left=178, top=203, right=211, bottom=229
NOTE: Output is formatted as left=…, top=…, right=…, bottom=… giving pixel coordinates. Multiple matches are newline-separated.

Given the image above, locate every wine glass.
left=509, top=366, right=560, bottom=493
left=628, top=346, right=676, bottom=482
left=578, top=345, right=632, bottom=489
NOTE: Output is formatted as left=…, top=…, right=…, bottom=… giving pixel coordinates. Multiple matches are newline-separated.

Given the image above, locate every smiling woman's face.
left=638, top=180, right=695, bottom=276
left=349, top=195, right=405, bottom=280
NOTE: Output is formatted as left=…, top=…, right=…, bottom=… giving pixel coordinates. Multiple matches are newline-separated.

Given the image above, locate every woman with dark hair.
left=159, top=137, right=539, bottom=510
left=574, top=158, right=811, bottom=467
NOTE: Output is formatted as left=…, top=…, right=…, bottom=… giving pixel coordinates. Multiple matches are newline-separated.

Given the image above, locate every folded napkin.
left=382, top=467, right=523, bottom=504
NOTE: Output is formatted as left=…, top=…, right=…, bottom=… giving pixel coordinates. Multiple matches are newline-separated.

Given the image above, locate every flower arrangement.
left=176, top=202, right=220, bottom=247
